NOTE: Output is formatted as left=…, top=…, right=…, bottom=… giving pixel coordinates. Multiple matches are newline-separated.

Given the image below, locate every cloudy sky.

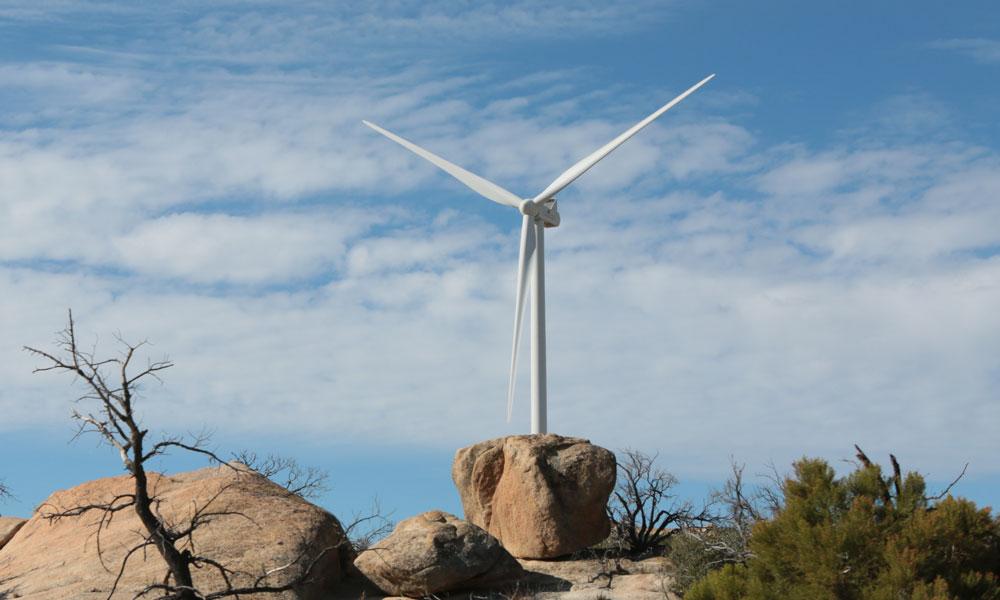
left=2, top=1, right=998, bottom=522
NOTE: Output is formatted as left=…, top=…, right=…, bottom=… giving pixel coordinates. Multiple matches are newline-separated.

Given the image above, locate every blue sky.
left=1, top=1, right=999, bottom=525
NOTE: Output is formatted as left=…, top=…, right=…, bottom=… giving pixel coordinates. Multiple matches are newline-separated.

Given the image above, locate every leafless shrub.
left=667, top=458, right=781, bottom=596
left=232, top=450, right=329, bottom=500
left=699, top=458, right=780, bottom=561
left=607, top=448, right=710, bottom=557
left=344, top=496, right=395, bottom=553
left=586, top=553, right=630, bottom=589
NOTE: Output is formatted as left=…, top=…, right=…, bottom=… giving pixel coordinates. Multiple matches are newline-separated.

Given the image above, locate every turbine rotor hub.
left=521, top=198, right=560, bottom=228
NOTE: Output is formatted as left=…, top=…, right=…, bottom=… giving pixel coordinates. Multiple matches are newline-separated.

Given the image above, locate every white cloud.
left=0, top=63, right=146, bottom=127
left=930, top=38, right=1000, bottom=65
left=114, top=211, right=377, bottom=284
left=345, top=223, right=506, bottom=278
left=1, top=13, right=998, bottom=493
left=0, top=1, right=680, bottom=74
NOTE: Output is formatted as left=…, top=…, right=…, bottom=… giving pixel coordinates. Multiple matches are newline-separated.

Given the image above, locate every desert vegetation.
left=682, top=449, right=999, bottom=600
left=662, top=459, right=782, bottom=596
left=589, top=444, right=1000, bottom=600
left=602, top=447, right=998, bottom=600
left=606, top=448, right=712, bottom=558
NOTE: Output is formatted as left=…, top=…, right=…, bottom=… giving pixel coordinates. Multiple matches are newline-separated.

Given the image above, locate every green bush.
left=685, top=563, right=751, bottom=600
left=685, top=454, right=1000, bottom=600
left=668, top=528, right=748, bottom=596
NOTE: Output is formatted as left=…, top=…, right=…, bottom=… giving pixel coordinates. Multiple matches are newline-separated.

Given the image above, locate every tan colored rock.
left=519, top=556, right=680, bottom=600
left=0, top=517, right=26, bottom=550
left=453, top=434, right=616, bottom=559
left=0, top=464, right=351, bottom=600
left=353, top=510, right=523, bottom=597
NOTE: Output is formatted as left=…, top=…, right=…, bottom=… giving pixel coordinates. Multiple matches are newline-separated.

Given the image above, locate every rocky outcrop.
left=353, top=510, right=523, bottom=597
left=0, top=517, right=26, bottom=550
left=0, top=464, right=351, bottom=600
left=453, top=434, right=616, bottom=559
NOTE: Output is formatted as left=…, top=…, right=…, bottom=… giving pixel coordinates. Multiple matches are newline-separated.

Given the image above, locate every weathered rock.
left=517, top=555, right=679, bottom=600
left=0, top=517, right=26, bottom=550
left=353, top=510, right=523, bottom=597
left=453, top=434, right=616, bottom=559
left=0, top=464, right=351, bottom=600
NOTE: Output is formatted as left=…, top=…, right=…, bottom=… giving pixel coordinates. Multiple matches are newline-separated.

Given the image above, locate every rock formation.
left=0, top=464, right=351, bottom=600
left=353, top=510, right=523, bottom=597
left=0, top=517, right=25, bottom=551
left=453, top=433, right=616, bottom=559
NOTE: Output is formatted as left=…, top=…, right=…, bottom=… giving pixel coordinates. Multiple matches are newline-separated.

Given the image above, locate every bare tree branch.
left=0, top=478, right=13, bottom=509
left=232, top=451, right=330, bottom=500
left=684, top=457, right=778, bottom=566
left=606, top=448, right=709, bottom=556
left=854, top=444, right=873, bottom=469
left=343, top=496, right=395, bottom=553
left=666, top=457, right=782, bottom=597
left=24, top=310, right=346, bottom=600
left=926, top=463, right=969, bottom=501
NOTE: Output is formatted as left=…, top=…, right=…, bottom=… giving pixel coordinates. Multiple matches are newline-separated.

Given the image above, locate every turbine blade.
left=532, top=74, right=715, bottom=203
left=508, top=215, right=535, bottom=422
left=363, top=120, right=523, bottom=209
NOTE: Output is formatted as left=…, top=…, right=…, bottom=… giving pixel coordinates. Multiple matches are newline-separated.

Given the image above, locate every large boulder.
left=0, top=517, right=26, bottom=550
left=0, top=464, right=351, bottom=600
left=453, top=433, right=616, bottom=559
left=353, top=510, right=523, bottom=597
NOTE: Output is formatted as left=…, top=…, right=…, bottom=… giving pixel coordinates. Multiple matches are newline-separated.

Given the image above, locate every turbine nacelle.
left=519, top=198, right=560, bottom=228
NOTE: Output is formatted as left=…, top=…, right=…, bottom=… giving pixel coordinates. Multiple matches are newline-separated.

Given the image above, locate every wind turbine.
left=364, top=74, right=714, bottom=434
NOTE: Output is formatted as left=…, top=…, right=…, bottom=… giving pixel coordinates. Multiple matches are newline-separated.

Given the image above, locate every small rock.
left=354, top=510, right=523, bottom=597
left=453, top=433, right=616, bottom=559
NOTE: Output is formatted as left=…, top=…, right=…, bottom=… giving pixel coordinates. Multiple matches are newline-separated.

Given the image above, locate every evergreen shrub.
left=685, top=454, right=1000, bottom=600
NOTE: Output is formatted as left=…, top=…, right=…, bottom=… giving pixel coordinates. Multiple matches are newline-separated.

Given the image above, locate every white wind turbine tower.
left=364, top=74, right=714, bottom=434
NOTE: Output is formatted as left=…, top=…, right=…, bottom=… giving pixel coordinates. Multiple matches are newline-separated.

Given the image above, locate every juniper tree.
left=685, top=448, right=999, bottom=600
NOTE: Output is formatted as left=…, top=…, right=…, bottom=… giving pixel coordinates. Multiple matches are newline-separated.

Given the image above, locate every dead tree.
left=683, top=458, right=779, bottom=569
left=606, top=448, right=709, bottom=556
left=24, top=310, right=336, bottom=600
left=664, top=459, right=781, bottom=596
